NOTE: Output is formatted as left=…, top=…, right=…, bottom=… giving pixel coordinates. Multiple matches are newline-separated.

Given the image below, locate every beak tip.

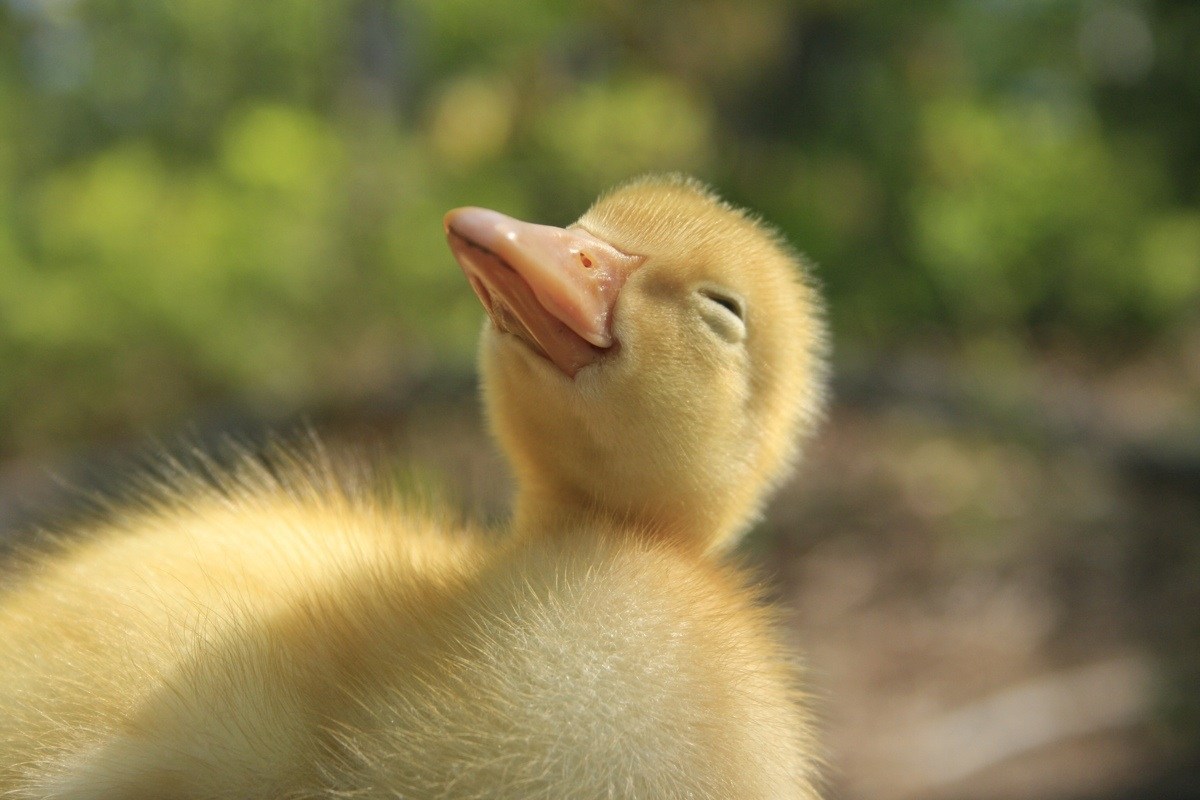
left=443, top=208, right=463, bottom=236
left=443, top=206, right=509, bottom=246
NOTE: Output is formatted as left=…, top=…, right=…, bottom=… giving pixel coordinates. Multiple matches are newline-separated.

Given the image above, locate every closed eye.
left=699, top=289, right=744, bottom=320
left=697, top=287, right=747, bottom=343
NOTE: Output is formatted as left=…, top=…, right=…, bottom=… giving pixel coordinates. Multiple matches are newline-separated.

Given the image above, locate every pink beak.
left=444, top=207, right=644, bottom=377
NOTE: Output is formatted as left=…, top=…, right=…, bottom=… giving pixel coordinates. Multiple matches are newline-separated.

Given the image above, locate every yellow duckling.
left=0, top=175, right=826, bottom=799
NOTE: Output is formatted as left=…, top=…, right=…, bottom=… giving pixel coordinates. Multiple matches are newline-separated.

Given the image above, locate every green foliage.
left=0, top=0, right=1196, bottom=450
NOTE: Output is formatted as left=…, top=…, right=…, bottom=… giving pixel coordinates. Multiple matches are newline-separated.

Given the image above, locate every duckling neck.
left=513, top=484, right=620, bottom=539
left=512, top=483, right=733, bottom=550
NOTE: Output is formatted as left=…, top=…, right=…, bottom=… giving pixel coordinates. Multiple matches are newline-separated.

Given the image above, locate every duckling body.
left=0, top=176, right=825, bottom=799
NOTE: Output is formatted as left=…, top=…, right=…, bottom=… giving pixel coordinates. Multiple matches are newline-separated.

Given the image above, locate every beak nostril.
left=580, top=253, right=593, bottom=269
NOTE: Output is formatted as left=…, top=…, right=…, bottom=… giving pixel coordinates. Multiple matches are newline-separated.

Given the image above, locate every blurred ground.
left=3, top=345, right=1197, bottom=800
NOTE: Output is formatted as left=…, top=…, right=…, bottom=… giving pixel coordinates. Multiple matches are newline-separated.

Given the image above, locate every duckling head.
left=446, top=176, right=826, bottom=550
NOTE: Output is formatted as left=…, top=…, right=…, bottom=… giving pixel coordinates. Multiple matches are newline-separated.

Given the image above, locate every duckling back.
left=0, top=468, right=471, bottom=798
left=0, top=469, right=817, bottom=799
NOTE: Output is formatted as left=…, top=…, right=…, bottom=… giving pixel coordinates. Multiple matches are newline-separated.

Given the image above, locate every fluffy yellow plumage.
left=0, top=175, right=826, bottom=799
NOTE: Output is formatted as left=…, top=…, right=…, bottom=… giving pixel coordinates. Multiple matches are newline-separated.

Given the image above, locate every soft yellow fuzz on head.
left=483, top=175, right=826, bottom=549
left=0, top=176, right=827, bottom=799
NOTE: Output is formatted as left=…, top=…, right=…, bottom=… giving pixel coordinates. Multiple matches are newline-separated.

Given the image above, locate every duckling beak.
left=444, top=206, right=644, bottom=377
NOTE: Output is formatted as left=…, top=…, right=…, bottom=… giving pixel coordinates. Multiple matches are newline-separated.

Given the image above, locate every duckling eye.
left=697, top=288, right=747, bottom=343
left=701, top=290, right=743, bottom=319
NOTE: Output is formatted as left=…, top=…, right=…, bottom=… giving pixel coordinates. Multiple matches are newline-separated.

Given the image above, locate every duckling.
left=0, top=175, right=826, bottom=799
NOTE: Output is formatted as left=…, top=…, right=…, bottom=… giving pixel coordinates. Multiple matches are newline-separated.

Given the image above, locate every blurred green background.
left=2, top=0, right=1196, bottom=452
left=2, top=1, right=1199, bottom=798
